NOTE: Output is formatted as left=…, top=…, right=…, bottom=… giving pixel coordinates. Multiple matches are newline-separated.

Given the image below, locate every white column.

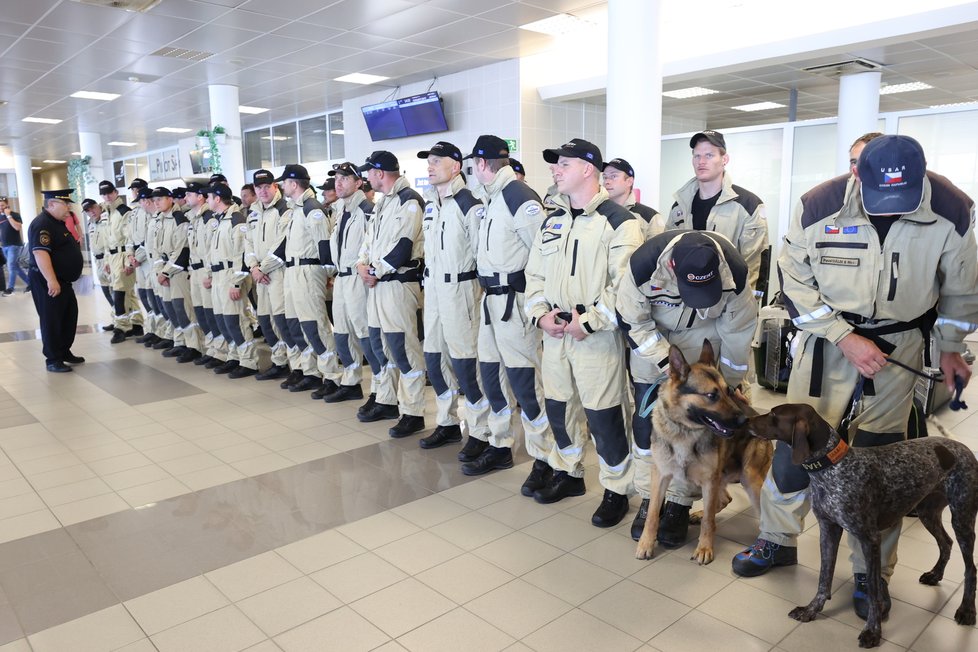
left=79, top=131, right=105, bottom=200
left=208, top=84, right=244, bottom=188
left=13, top=153, right=36, bottom=226
left=837, top=72, right=881, bottom=173
left=606, top=0, right=662, bottom=205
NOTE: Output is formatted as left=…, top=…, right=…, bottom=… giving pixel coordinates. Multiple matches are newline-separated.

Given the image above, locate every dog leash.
left=638, top=380, right=662, bottom=419
left=884, top=357, right=969, bottom=411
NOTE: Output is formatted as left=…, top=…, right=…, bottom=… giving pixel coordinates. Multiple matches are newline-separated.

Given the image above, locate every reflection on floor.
left=0, top=276, right=975, bottom=652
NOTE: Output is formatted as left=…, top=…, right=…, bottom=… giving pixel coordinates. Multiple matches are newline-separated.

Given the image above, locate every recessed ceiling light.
left=108, top=141, right=137, bottom=147
left=157, top=127, right=192, bottom=133
left=731, top=101, right=786, bottom=112
left=239, top=105, right=269, bottom=114
left=31, top=166, right=42, bottom=170
left=879, top=82, right=933, bottom=95
left=22, top=116, right=62, bottom=124
left=43, top=159, right=66, bottom=164
left=663, top=87, right=720, bottom=99
left=70, top=151, right=81, bottom=156
left=330, top=129, right=345, bottom=135
left=70, top=90, right=120, bottom=101
left=334, top=73, right=389, bottom=85
left=519, top=13, right=594, bottom=36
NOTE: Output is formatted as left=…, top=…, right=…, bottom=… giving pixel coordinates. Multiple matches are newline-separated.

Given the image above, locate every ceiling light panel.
left=663, top=87, right=720, bottom=99
left=23, top=117, right=62, bottom=124
left=879, top=82, right=933, bottom=95
left=519, top=13, right=594, bottom=36
left=239, top=105, right=269, bottom=114
left=334, top=73, right=389, bottom=85
left=156, top=127, right=192, bottom=133
left=108, top=141, right=137, bottom=146
left=70, top=90, right=120, bottom=101
left=731, top=101, right=786, bottom=112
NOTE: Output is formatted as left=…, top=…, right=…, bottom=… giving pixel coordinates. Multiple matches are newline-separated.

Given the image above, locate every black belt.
left=377, top=269, right=423, bottom=283
left=95, top=254, right=104, bottom=260
left=424, top=269, right=478, bottom=283
left=479, top=270, right=526, bottom=324
left=191, top=262, right=204, bottom=270
left=338, top=267, right=353, bottom=277
left=210, top=261, right=234, bottom=272
left=285, top=258, right=319, bottom=267
left=108, top=247, right=120, bottom=255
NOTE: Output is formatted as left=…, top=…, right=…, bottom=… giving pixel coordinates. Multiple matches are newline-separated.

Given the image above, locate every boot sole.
left=461, top=459, right=514, bottom=476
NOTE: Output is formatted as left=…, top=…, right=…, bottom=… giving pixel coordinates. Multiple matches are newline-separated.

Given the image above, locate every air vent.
left=802, top=58, right=883, bottom=78
left=151, top=47, right=214, bottom=62
left=70, top=0, right=162, bottom=12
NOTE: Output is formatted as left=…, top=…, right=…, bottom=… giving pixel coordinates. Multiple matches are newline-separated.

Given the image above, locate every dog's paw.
left=635, top=536, right=657, bottom=560
left=954, top=604, right=976, bottom=626
left=918, top=570, right=943, bottom=586
left=789, top=606, right=818, bottom=623
left=689, top=509, right=703, bottom=525
left=691, top=545, right=714, bottom=565
left=858, top=627, right=882, bottom=648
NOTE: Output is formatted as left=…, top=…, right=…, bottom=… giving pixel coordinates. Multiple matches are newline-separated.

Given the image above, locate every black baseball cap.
left=673, top=232, right=723, bottom=309
left=543, top=138, right=603, bottom=169
left=81, top=198, right=97, bottom=211
left=857, top=134, right=926, bottom=216
left=171, top=187, right=187, bottom=199
left=136, top=187, right=154, bottom=200
left=510, top=158, right=525, bottom=175
left=151, top=187, right=172, bottom=198
left=362, top=180, right=372, bottom=192
left=464, top=135, right=509, bottom=160
left=253, top=169, right=275, bottom=185
left=358, top=151, right=399, bottom=172
left=186, top=182, right=205, bottom=195
left=274, top=164, right=311, bottom=182
left=128, top=178, right=148, bottom=190
left=603, top=158, right=634, bottom=177
left=690, top=130, right=726, bottom=150
left=317, top=178, right=336, bottom=191
left=418, top=141, right=462, bottom=162
left=98, top=180, right=117, bottom=195
left=206, top=185, right=233, bottom=202
left=209, top=173, right=228, bottom=185
left=328, top=162, right=362, bottom=179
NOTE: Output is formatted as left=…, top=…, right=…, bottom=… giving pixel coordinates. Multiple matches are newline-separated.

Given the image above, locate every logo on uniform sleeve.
left=39, top=231, right=51, bottom=246
left=824, top=225, right=840, bottom=235
left=476, top=207, right=485, bottom=218
left=526, top=204, right=541, bottom=216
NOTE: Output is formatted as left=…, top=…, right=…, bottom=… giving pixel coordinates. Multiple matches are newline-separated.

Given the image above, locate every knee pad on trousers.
left=545, top=398, right=572, bottom=450
left=852, top=429, right=904, bottom=448
left=584, top=405, right=629, bottom=466
left=257, top=314, right=278, bottom=347
left=335, top=333, right=353, bottom=368
left=479, top=361, right=508, bottom=413
left=359, top=336, right=382, bottom=374
left=385, top=331, right=412, bottom=373
left=100, top=285, right=113, bottom=306
left=450, top=357, right=482, bottom=403
left=272, top=314, right=293, bottom=349
left=772, top=442, right=810, bottom=493
left=368, top=327, right=388, bottom=367
left=299, top=320, right=327, bottom=356
left=113, top=290, right=126, bottom=316
left=287, top=318, right=304, bottom=346
left=505, top=366, right=541, bottom=420
left=632, top=383, right=653, bottom=450
left=424, top=352, right=449, bottom=395
left=224, top=314, right=246, bottom=346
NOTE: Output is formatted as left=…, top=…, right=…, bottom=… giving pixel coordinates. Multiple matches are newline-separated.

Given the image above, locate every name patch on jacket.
left=820, top=256, right=859, bottom=267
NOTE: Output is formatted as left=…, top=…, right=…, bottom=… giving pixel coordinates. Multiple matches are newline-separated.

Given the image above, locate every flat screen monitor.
left=399, top=91, right=448, bottom=137
left=362, top=99, right=407, bottom=140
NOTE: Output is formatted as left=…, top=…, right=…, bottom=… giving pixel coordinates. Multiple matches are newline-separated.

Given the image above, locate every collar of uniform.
left=624, top=191, right=639, bottom=210
left=482, top=164, right=516, bottom=198
left=549, top=185, right=610, bottom=217
left=386, top=175, right=410, bottom=197
left=260, top=190, right=283, bottom=212
left=339, top=189, right=366, bottom=212
left=423, top=173, right=465, bottom=204
left=108, top=196, right=124, bottom=211
left=300, top=187, right=316, bottom=204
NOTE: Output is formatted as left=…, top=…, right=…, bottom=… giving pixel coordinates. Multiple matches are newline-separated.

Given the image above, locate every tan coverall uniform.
left=88, top=210, right=112, bottom=305
left=209, top=207, right=258, bottom=370
left=624, top=193, right=664, bottom=241
left=763, top=172, right=978, bottom=580
left=127, top=205, right=161, bottom=336
left=245, top=192, right=293, bottom=370
left=524, top=188, right=645, bottom=494
left=157, top=208, right=201, bottom=353
left=103, top=197, right=141, bottom=331
left=145, top=211, right=173, bottom=342
left=188, top=206, right=221, bottom=360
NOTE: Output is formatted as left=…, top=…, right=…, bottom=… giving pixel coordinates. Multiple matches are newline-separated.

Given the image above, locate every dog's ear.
left=698, top=339, right=716, bottom=367
left=790, top=415, right=812, bottom=465
left=668, top=345, right=690, bottom=382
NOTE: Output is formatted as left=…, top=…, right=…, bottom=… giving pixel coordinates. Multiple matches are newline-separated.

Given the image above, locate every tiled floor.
left=0, top=273, right=976, bottom=651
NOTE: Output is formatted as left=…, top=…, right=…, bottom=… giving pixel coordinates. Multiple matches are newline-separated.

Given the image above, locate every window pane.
left=245, top=129, right=272, bottom=170
left=298, top=116, right=329, bottom=164
left=329, top=112, right=345, bottom=160
left=271, top=122, right=298, bottom=166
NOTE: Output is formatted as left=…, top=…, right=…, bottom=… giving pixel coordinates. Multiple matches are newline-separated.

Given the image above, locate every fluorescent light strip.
left=330, top=129, right=345, bottom=135
left=108, top=141, right=137, bottom=146
left=663, top=87, right=720, bottom=99
left=43, top=159, right=66, bottom=164
left=239, top=105, right=269, bottom=115
left=879, top=82, right=933, bottom=95
left=334, top=73, right=389, bottom=85
left=519, top=13, right=594, bottom=36
left=23, top=117, right=62, bottom=124
left=261, top=136, right=290, bottom=141
left=157, top=127, right=192, bottom=133
left=731, top=101, right=786, bottom=112
left=31, top=166, right=42, bottom=170
left=70, top=151, right=81, bottom=156
left=70, top=90, right=120, bottom=101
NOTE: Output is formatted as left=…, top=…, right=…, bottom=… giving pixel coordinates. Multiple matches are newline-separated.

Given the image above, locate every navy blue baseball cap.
left=464, top=135, right=509, bottom=160
left=857, top=135, right=926, bottom=216
left=206, top=185, right=233, bottom=202
left=81, top=198, right=97, bottom=211
left=509, top=158, right=525, bottom=175
left=98, top=180, right=117, bottom=195
left=690, top=130, right=726, bottom=150
left=329, top=162, right=362, bottom=179
left=151, top=187, right=172, bottom=198
left=136, top=187, right=154, bottom=200
left=358, top=151, right=399, bottom=172
left=543, top=138, right=603, bottom=169
left=274, top=164, right=311, bottom=182
left=253, top=169, right=275, bottom=185
left=673, top=232, right=723, bottom=309
left=417, top=141, right=462, bottom=162
left=603, top=158, right=634, bottom=177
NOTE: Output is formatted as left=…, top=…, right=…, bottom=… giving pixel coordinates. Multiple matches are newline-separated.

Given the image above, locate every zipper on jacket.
left=485, top=219, right=492, bottom=251
left=886, top=252, right=899, bottom=301
left=570, top=240, right=579, bottom=276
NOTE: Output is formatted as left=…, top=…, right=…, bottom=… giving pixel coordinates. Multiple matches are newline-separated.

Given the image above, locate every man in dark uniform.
left=29, top=189, right=85, bottom=372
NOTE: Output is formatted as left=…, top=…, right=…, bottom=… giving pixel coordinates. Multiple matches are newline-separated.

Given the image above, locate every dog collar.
left=801, top=438, right=849, bottom=472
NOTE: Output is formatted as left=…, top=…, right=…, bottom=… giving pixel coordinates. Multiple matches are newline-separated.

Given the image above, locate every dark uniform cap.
left=317, top=178, right=336, bottom=191
left=274, top=164, right=311, bottom=182
left=253, top=169, right=275, bottom=185
left=127, top=178, right=148, bottom=190
left=81, top=198, right=97, bottom=211
left=690, top=130, right=726, bottom=150
left=417, top=141, right=462, bottom=162
left=672, top=232, right=723, bottom=310
left=206, top=184, right=233, bottom=202
left=464, top=135, right=509, bottom=160
left=98, top=180, right=117, bottom=195
left=362, top=180, right=372, bottom=192
left=509, top=158, right=525, bottom=175
left=171, top=187, right=187, bottom=199
left=358, top=151, right=399, bottom=172
left=136, top=187, right=154, bottom=200
left=151, top=187, right=172, bottom=198
left=543, top=138, right=603, bottom=169
left=209, top=173, right=228, bottom=185
left=185, top=181, right=205, bottom=194
left=232, top=195, right=242, bottom=205
left=857, top=134, right=926, bottom=216
left=328, top=162, right=362, bottom=179
left=603, top=157, right=634, bottom=177
left=42, top=189, right=74, bottom=202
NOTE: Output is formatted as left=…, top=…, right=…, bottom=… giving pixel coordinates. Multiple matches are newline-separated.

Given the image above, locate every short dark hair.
left=294, top=179, right=311, bottom=191
left=850, top=132, right=884, bottom=151
left=241, top=183, right=255, bottom=193
left=477, top=157, right=510, bottom=173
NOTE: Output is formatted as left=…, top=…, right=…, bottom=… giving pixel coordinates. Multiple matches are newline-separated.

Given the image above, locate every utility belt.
left=191, top=262, right=204, bottom=270
left=210, top=260, right=236, bottom=272
left=108, top=247, right=120, bottom=255
left=479, top=270, right=526, bottom=324
left=337, top=266, right=354, bottom=277
left=285, top=257, right=319, bottom=268
left=809, top=309, right=935, bottom=398
left=424, top=268, right=478, bottom=283
left=376, top=259, right=424, bottom=284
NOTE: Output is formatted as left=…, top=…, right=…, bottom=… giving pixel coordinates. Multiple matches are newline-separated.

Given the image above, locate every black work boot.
left=290, top=375, right=321, bottom=392
left=176, top=348, right=202, bottom=364
left=457, top=436, right=489, bottom=463
left=311, top=379, right=339, bottom=399
left=591, top=489, right=630, bottom=528
left=204, top=357, right=224, bottom=369
left=630, top=498, right=650, bottom=541
left=389, top=415, right=425, bottom=438
left=324, top=384, right=364, bottom=403
left=214, top=359, right=239, bottom=375
left=461, top=445, right=513, bottom=476
left=110, top=329, right=127, bottom=344
left=255, top=364, right=289, bottom=381
left=358, top=402, right=399, bottom=423
left=656, top=501, right=691, bottom=549
left=520, top=459, right=553, bottom=497
left=193, top=355, right=213, bottom=366
left=853, top=573, right=892, bottom=621
left=152, top=338, right=174, bottom=350
left=280, top=369, right=302, bottom=389
left=533, top=470, right=585, bottom=504
left=419, top=424, right=462, bottom=449
left=357, top=392, right=377, bottom=417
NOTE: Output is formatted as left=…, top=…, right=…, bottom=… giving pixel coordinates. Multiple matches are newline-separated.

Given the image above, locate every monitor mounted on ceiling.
left=360, top=91, right=449, bottom=141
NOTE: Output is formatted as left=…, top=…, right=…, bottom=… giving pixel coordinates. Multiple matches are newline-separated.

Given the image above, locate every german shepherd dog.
left=635, top=341, right=773, bottom=564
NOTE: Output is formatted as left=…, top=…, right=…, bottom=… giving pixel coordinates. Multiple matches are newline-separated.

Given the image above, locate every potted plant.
left=195, top=127, right=224, bottom=174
